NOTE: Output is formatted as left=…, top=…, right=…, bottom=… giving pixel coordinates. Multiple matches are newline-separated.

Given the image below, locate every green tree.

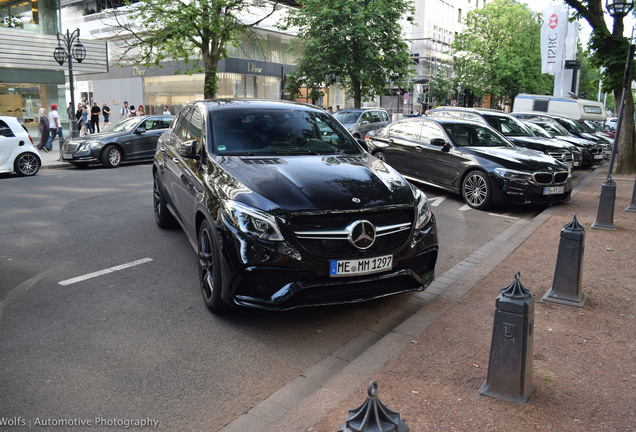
left=281, top=0, right=414, bottom=108
left=110, top=0, right=280, bottom=99
left=451, top=0, right=552, bottom=107
left=564, top=0, right=635, bottom=173
left=428, top=68, right=454, bottom=106
left=578, top=46, right=602, bottom=101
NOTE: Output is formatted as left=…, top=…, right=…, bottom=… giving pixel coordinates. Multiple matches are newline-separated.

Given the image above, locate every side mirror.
left=135, top=127, right=146, bottom=134
left=430, top=138, right=447, bottom=147
left=179, top=139, right=199, bottom=159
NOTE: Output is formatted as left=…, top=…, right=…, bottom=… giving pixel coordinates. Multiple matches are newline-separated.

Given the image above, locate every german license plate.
left=330, top=255, right=393, bottom=277
left=543, top=186, right=564, bottom=195
left=62, top=153, right=73, bottom=160
left=594, top=154, right=604, bottom=160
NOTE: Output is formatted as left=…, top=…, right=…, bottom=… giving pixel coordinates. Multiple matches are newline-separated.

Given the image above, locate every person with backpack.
left=120, top=101, right=130, bottom=119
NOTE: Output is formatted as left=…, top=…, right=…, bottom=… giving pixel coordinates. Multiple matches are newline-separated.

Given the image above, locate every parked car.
left=519, top=120, right=583, bottom=167
left=427, top=107, right=580, bottom=168
left=510, top=113, right=606, bottom=167
left=153, top=100, right=438, bottom=313
left=366, top=117, right=573, bottom=210
left=0, top=115, right=41, bottom=176
left=61, top=115, right=174, bottom=168
left=333, top=108, right=390, bottom=139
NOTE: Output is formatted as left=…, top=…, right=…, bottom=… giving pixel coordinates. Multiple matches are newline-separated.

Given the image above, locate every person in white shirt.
left=120, top=101, right=130, bottom=119
left=162, top=106, right=171, bottom=115
left=45, top=104, right=65, bottom=154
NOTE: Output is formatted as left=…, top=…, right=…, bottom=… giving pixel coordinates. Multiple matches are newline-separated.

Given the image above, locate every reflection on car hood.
left=506, top=136, right=573, bottom=151
left=467, top=146, right=566, bottom=171
left=553, top=135, right=599, bottom=148
left=221, top=155, right=414, bottom=212
left=67, top=130, right=129, bottom=144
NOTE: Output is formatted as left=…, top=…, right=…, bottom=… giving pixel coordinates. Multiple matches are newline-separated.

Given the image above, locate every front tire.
left=374, top=151, right=387, bottom=163
left=14, top=153, right=40, bottom=176
left=101, top=145, right=122, bottom=168
left=198, top=219, right=228, bottom=313
left=153, top=172, right=176, bottom=228
left=462, top=170, right=492, bottom=210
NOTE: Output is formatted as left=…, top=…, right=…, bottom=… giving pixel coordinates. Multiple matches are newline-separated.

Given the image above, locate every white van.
left=512, top=94, right=607, bottom=121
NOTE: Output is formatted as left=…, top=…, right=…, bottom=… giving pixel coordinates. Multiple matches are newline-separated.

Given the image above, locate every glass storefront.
left=143, top=73, right=281, bottom=114
left=1, top=0, right=59, bottom=34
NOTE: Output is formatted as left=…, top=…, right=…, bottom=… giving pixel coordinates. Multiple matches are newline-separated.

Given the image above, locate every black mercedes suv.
left=152, top=100, right=438, bottom=313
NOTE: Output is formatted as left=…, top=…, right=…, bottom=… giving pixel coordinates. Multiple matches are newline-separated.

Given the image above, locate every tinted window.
left=484, top=115, right=532, bottom=137
left=0, top=120, right=15, bottom=137
left=211, top=109, right=360, bottom=156
left=388, top=120, right=421, bottom=140
left=443, top=123, right=512, bottom=147
left=419, top=121, right=446, bottom=143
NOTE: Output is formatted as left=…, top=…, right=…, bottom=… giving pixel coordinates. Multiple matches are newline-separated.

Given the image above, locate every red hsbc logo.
left=549, top=13, right=558, bottom=29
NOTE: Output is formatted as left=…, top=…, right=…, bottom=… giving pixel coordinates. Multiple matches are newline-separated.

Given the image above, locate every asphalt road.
left=0, top=162, right=572, bottom=430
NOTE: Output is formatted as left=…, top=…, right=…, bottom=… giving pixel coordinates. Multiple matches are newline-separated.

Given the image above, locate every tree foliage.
left=428, top=69, right=454, bottom=106
left=564, top=0, right=635, bottom=173
left=281, top=0, right=414, bottom=108
left=451, top=0, right=552, bottom=107
left=110, top=0, right=280, bottom=99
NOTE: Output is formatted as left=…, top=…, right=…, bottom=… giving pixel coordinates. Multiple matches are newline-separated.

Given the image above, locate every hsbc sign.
left=541, top=7, right=568, bottom=75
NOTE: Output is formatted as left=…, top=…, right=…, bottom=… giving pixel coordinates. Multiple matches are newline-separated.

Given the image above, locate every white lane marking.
left=488, top=212, right=519, bottom=220
left=459, top=204, right=472, bottom=211
left=428, top=196, right=446, bottom=207
left=58, top=258, right=154, bottom=286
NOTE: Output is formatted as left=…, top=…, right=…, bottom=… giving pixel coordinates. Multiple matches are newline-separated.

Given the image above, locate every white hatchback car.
left=0, top=116, right=41, bottom=176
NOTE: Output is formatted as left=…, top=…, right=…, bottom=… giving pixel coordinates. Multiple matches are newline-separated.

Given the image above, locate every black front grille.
left=554, top=172, right=569, bottom=183
left=532, top=171, right=569, bottom=185
left=290, top=208, right=414, bottom=257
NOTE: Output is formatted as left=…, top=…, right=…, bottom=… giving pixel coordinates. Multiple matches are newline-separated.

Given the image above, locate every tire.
left=198, top=219, right=228, bottom=313
left=14, top=153, right=40, bottom=176
left=461, top=170, right=492, bottom=210
left=153, top=172, right=176, bottom=228
left=374, top=151, right=387, bottom=163
left=101, top=145, right=122, bottom=168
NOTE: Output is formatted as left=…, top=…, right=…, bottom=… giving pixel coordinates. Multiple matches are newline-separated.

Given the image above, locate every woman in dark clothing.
left=37, top=108, right=50, bottom=151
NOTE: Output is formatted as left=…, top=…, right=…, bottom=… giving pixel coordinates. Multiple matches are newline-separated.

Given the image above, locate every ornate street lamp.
left=53, top=28, right=87, bottom=138
left=605, top=0, right=635, bottom=17
left=592, top=1, right=635, bottom=229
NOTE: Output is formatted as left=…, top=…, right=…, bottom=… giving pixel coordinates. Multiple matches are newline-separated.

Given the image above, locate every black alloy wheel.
left=462, top=170, right=492, bottom=210
left=198, top=219, right=227, bottom=313
left=14, top=153, right=40, bottom=176
left=153, top=172, right=176, bottom=228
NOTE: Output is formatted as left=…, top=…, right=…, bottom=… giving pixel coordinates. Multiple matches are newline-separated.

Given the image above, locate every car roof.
left=429, top=107, right=506, bottom=115
left=192, top=99, right=322, bottom=113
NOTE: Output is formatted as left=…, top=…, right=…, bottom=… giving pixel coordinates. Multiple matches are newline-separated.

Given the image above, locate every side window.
left=187, top=108, right=203, bottom=153
left=381, top=111, right=389, bottom=122
left=0, top=120, right=15, bottom=138
left=361, top=112, right=373, bottom=123
left=420, top=121, right=446, bottom=143
left=462, top=113, right=482, bottom=123
left=400, top=121, right=422, bottom=140
left=172, top=108, right=192, bottom=141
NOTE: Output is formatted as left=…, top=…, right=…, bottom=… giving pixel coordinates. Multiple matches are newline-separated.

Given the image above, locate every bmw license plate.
left=330, top=255, right=393, bottom=277
left=594, top=154, right=604, bottom=160
left=543, top=186, right=564, bottom=195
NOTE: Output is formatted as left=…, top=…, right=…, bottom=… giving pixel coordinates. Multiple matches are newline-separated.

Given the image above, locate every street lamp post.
left=53, top=28, right=87, bottom=139
left=591, top=0, right=635, bottom=230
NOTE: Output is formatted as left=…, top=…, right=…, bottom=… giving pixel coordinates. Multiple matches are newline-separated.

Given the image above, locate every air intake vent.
left=241, top=158, right=284, bottom=165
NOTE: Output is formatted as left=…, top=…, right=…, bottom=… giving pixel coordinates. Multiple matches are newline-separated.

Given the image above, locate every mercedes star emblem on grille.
left=347, top=220, right=376, bottom=250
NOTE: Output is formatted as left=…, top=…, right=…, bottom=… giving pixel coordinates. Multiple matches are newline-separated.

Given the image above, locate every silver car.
left=333, top=108, right=390, bottom=139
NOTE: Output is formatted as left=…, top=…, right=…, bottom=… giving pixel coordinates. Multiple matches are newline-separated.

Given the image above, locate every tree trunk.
left=615, top=89, right=636, bottom=174
left=351, top=75, right=362, bottom=109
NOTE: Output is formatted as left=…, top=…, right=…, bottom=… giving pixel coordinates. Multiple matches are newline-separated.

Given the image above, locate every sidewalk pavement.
left=221, top=167, right=636, bottom=432
left=37, top=141, right=68, bottom=170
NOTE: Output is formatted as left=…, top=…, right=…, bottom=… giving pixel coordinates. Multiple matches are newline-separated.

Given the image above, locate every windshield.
left=442, top=123, right=513, bottom=148
left=333, top=111, right=361, bottom=124
left=484, top=115, right=533, bottom=137
left=532, top=120, right=569, bottom=137
left=523, top=121, right=552, bottom=138
left=211, top=109, right=362, bottom=156
left=559, top=117, right=587, bottom=133
left=102, top=117, right=140, bottom=133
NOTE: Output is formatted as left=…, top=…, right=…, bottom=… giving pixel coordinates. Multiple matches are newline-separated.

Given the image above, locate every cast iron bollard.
left=479, top=272, right=535, bottom=404
left=338, top=381, right=409, bottom=432
left=542, top=214, right=587, bottom=307
left=591, top=179, right=617, bottom=230
left=626, top=179, right=636, bottom=212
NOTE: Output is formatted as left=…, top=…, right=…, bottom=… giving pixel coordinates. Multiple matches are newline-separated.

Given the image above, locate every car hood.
left=466, top=146, right=567, bottom=171
left=68, top=130, right=130, bottom=145
left=218, top=154, right=415, bottom=212
left=553, top=135, right=599, bottom=148
left=506, top=136, right=572, bottom=152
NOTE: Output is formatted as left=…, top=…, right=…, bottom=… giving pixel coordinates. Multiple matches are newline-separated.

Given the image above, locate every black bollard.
left=542, top=214, right=587, bottom=308
left=338, top=381, right=409, bottom=432
left=591, top=179, right=617, bottom=230
left=479, top=272, right=535, bottom=404
left=626, top=178, right=636, bottom=212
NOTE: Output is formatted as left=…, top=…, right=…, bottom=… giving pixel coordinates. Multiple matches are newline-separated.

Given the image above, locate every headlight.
left=414, top=188, right=433, bottom=229
left=493, top=167, right=532, bottom=182
left=78, top=140, right=102, bottom=151
left=222, top=201, right=283, bottom=241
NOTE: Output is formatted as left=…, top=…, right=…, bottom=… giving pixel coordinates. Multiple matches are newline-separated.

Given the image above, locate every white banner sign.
left=541, top=5, right=569, bottom=75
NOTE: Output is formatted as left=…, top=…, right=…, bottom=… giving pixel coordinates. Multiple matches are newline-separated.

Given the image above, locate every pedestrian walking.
left=91, top=101, right=101, bottom=133
left=44, top=104, right=65, bottom=154
left=129, top=104, right=137, bottom=117
left=37, top=107, right=49, bottom=151
left=67, top=102, right=75, bottom=137
left=137, top=105, right=145, bottom=116
left=120, top=101, right=130, bottom=119
left=162, top=106, right=171, bottom=115
left=102, top=102, right=111, bottom=127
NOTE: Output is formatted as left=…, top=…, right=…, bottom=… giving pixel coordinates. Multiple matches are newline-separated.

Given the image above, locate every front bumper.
left=490, top=174, right=573, bottom=206
left=218, top=215, right=438, bottom=311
